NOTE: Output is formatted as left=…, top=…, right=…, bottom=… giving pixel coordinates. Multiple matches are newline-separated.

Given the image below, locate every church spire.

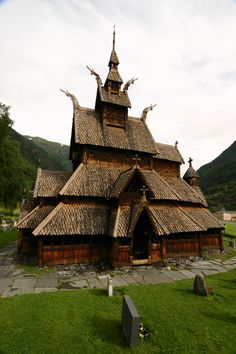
left=105, top=28, right=123, bottom=90
left=112, top=25, right=115, bottom=50
left=183, top=157, right=200, bottom=187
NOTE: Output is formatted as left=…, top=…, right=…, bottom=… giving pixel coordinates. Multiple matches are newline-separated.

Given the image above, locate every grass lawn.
left=0, top=269, right=236, bottom=354
left=0, top=230, right=18, bottom=249
left=224, top=223, right=236, bottom=236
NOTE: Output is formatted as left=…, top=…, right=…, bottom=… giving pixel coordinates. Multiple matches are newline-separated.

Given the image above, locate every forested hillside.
left=10, top=130, right=71, bottom=171
left=198, top=141, right=236, bottom=211
left=0, top=102, right=71, bottom=209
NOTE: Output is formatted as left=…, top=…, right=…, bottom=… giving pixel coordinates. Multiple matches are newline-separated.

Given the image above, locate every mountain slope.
left=10, top=129, right=71, bottom=171
left=198, top=141, right=236, bottom=211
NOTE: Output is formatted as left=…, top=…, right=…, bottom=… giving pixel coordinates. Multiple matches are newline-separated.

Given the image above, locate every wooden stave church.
left=17, top=31, right=224, bottom=267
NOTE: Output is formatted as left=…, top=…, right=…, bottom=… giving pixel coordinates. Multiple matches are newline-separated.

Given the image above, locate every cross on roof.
left=132, top=154, right=141, bottom=166
left=140, top=185, right=149, bottom=196
left=188, top=157, right=193, bottom=167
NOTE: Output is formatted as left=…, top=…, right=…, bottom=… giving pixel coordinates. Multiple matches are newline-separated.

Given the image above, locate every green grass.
left=0, top=269, right=236, bottom=354
left=0, top=230, right=18, bottom=249
left=224, top=223, right=236, bottom=236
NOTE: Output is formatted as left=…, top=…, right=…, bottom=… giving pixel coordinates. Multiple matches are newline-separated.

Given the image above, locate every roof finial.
left=60, top=89, right=80, bottom=108
left=86, top=66, right=103, bottom=85
left=141, top=104, right=157, bottom=123
left=188, top=157, right=193, bottom=167
left=123, top=77, right=138, bottom=92
left=113, top=25, right=116, bottom=50
left=175, top=141, right=178, bottom=149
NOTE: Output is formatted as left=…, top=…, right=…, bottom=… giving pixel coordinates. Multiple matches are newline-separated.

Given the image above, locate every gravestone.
left=107, top=275, right=113, bottom=297
left=193, top=274, right=208, bottom=296
left=122, top=295, right=140, bottom=347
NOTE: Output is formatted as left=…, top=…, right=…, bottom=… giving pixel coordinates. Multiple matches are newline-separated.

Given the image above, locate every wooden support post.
left=219, top=232, right=224, bottom=251
left=38, top=239, right=43, bottom=266
left=161, top=239, right=167, bottom=259
left=198, top=234, right=202, bottom=256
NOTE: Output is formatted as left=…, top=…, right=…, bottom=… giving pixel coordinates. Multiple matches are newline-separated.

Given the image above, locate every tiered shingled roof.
left=34, top=169, right=72, bottom=198
left=33, top=202, right=110, bottom=236
left=154, top=142, right=184, bottom=163
left=60, top=164, right=125, bottom=198
left=18, top=205, right=55, bottom=229
left=98, top=85, right=131, bottom=107
left=73, top=107, right=156, bottom=153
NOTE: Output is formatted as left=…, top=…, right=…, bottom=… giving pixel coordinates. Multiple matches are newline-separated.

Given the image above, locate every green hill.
left=10, top=129, right=71, bottom=172
left=198, top=141, right=236, bottom=211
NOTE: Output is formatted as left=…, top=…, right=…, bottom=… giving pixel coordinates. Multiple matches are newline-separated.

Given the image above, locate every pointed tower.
left=104, top=28, right=123, bottom=92
left=95, top=29, right=131, bottom=128
left=183, top=158, right=200, bottom=187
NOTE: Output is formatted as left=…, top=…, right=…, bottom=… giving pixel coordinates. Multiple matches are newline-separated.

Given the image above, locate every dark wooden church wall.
left=153, top=160, right=180, bottom=178
left=199, top=231, right=223, bottom=251
left=86, top=147, right=152, bottom=169
left=18, top=230, right=37, bottom=253
left=166, top=237, right=200, bottom=257
left=38, top=236, right=109, bottom=266
left=110, top=238, right=131, bottom=267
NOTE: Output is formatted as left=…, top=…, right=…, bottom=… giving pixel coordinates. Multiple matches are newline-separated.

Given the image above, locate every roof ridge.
left=33, top=168, right=42, bottom=198
left=33, top=202, right=64, bottom=236
left=17, top=205, right=39, bottom=227
left=177, top=205, right=206, bottom=230
left=152, top=172, right=183, bottom=201
left=180, top=179, right=205, bottom=205
left=59, top=163, right=84, bottom=195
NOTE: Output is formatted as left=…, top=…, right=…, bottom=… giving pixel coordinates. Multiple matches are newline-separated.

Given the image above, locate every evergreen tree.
left=0, top=103, right=35, bottom=209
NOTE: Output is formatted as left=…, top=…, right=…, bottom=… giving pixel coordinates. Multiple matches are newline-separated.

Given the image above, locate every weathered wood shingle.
left=17, top=205, right=55, bottom=229
left=74, top=107, right=156, bottom=153
left=34, top=169, right=72, bottom=198
left=33, top=202, right=110, bottom=236
left=154, top=143, right=184, bottom=163
left=60, top=164, right=125, bottom=197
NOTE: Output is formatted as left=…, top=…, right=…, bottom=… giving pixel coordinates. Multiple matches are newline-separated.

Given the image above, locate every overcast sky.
left=0, top=0, right=236, bottom=172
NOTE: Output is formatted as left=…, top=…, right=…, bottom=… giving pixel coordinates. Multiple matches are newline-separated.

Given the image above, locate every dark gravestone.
left=193, top=274, right=208, bottom=296
left=122, top=295, right=140, bottom=347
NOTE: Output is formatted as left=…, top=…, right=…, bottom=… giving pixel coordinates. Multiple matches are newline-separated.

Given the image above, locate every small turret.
left=183, top=158, right=200, bottom=187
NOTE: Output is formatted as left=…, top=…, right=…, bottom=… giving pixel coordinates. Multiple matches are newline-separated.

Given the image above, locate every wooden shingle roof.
left=154, top=143, right=184, bottom=163
left=98, top=86, right=130, bottom=106
left=108, top=204, right=143, bottom=238
left=17, top=205, right=55, bottom=229
left=141, top=171, right=179, bottom=201
left=165, top=177, right=204, bottom=204
left=73, top=107, right=156, bottom=154
left=33, top=202, right=110, bottom=236
left=18, top=198, right=35, bottom=221
left=147, top=205, right=205, bottom=236
left=60, top=164, right=125, bottom=197
left=110, top=168, right=205, bottom=205
left=179, top=207, right=224, bottom=230
left=109, top=168, right=136, bottom=198
left=34, top=169, right=72, bottom=198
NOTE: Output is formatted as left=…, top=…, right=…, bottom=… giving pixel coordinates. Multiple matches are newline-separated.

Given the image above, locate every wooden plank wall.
left=166, top=238, right=200, bottom=257
left=110, top=242, right=131, bottom=267
left=39, top=243, right=104, bottom=266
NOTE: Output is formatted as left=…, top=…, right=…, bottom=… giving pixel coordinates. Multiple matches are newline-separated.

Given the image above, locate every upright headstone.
left=122, top=295, right=140, bottom=347
left=193, top=274, right=208, bottom=296
left=107, top=275, right=113, bottom=297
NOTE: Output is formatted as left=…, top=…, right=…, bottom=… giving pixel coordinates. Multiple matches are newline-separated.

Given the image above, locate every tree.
left=0, top=103, right=35, bottom=209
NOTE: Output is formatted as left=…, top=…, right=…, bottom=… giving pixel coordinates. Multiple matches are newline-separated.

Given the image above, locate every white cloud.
left=0, top=0, right=235, bottom=170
